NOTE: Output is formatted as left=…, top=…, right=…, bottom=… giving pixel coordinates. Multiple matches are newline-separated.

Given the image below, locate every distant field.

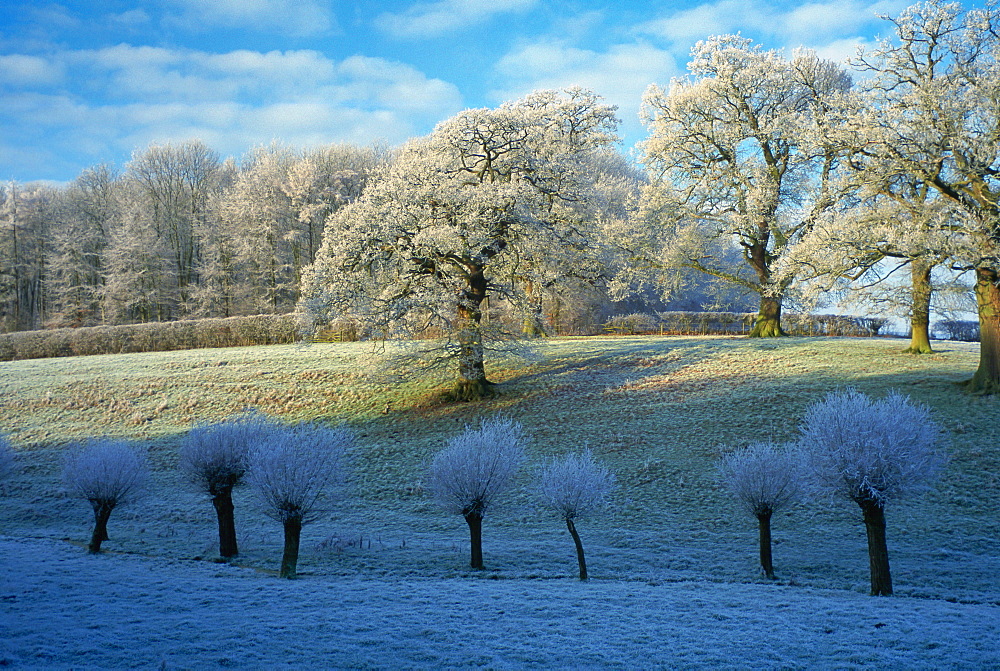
left=1, top=335, right=998, bottom=667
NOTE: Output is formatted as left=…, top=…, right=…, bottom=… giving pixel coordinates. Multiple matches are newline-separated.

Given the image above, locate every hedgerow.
left=0, top=314, right=302, bottom=361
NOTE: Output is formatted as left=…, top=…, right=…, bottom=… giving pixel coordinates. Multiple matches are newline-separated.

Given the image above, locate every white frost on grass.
left=1, top=536, right=997, bottom=669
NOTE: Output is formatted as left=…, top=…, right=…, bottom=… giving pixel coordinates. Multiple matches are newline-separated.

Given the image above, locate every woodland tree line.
left=0, top=142, right=387, bottom=331
left=2, top=0, right=999, bottom=393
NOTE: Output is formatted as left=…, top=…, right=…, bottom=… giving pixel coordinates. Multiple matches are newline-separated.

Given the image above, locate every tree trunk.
left=749, top=295, right=787, bottom=338
left=212, top=488, right=238, bottom=558
left=756, top=510, right=775, bottom=579
left=566, top=517, right=588, bottom=581
left=451, top=265, right=495, bottom=401
left=464, top=511, right=484, bottom=570
left=904, top=259, right=934, bottom=354
left=965, top=266, right=1000, bottom=395
left=88, top=501, right=115, bottom=554
left=522, top=280, right=546, bottom=337
left=279, top=517, right=302, bottom=579
left=859, top=498, right=893, bottom=596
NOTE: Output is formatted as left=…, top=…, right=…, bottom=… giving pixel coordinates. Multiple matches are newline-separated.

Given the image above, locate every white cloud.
left=336, top=55, right=464, bottom=114
left=777, top=0, right=907, bottom=42
left=492, top=41, right=679, bottom=151
left=162, top=0, right=337, bottom=37
left=109, top=9, right=152, bottom=28
left=638, top=0, right=907, bottom=55
left=376, top=0, right=536, bottom=39
left=56, top=45, right=466, bottom=118
left=638, top=0, right=774, bottom=47
left=0, top=54, right=65, bottom=86
left=0, top=46, right=463, bottom=179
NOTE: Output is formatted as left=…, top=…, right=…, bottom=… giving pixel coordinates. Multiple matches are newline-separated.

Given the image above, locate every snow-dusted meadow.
left=4, top=535, right=998, bottom=669
left=1, top=336, right=998, bottom=668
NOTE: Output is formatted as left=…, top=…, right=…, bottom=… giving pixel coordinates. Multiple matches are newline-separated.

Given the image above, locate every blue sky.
left=1, top=0, right=909, bottom=183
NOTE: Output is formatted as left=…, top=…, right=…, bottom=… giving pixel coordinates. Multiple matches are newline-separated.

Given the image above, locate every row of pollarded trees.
left=56, top=418, right=351, bottom=578
left=721, top=390, right=946, bottom=596
left=425, top=416, right=616, bottom=580
left=637, top=0, right=1000, bottom=392
left=30, top=384, right=946, bottom=593
left=0, top=142, right=387, bottom=332
left=46, top=414, right=614, bottom=581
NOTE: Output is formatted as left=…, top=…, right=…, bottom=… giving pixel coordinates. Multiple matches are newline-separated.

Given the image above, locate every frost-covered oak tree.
left=248, top=422, right=351, bottom=579
left=180, top=413, right=280, bottom=558
left=847, top=0, right=1000, bottom=392
left=302, top=88, right=618, bottom=400
left=63, top=440, right=151, bottom=554
left=538, top=450, right=616, bottom=580
left=427, top=416, right=526, bottom=570
left=779, top=190, right=963, bottom=355
left=799, top=389, right=945, bottom=595
left=640, top=36, right=853, bottom=337
left=719, top=443, right=801, bottom=579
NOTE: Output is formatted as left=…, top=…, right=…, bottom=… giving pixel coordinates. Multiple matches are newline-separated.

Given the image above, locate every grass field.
left=1, top=335, right=998, bottom=668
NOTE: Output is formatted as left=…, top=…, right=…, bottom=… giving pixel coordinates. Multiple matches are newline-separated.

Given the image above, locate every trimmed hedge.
left=1, top=310, right=904, bottom=362
left=0, top=314, right=303, bottom=361
left=934, top=320, right=980, bottom=342
left=603, top=312, right=889, bottom=337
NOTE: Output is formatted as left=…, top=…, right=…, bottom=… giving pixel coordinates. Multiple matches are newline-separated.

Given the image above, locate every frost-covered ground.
left=1, top=337, right=998, bottom=668
left=3, top=535, right=998, bottom=670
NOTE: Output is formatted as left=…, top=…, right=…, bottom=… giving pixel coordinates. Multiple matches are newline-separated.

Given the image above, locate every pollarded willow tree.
left=849, top=0, right=1000, bottom=392
left=538, top=450, right=616, bottom=581
left=639, top=36, right=854, bottom=337
left=427, top=416, right=526, bottom=570
left=719, top=442, right=801, bottom=579
left=179, top=413, right=281, bottom=559
left=301, top=88, right=619, bottom=399
left=800, top=389, right=945, bottom=596
left=63, top=440, right=150, bottom=554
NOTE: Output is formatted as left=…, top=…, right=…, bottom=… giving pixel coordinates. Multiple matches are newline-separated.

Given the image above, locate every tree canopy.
left=639, top=36, right=853, bottom=337
left=301, top=87, right=619, bottom=397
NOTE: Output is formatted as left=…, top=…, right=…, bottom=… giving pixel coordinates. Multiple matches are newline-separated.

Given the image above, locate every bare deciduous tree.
left=248, top=423, right=352, bottom=579
left=538, top=450, right=616, bottom=580
left=180, top=413, right=280, bottom=558
left=427, top=416, right=526, bottom=570
left=799, top=388, right=946, bottom=595
left=719, top=442, right=801, bottom=579
left=63, top=440, right=150, bottom=554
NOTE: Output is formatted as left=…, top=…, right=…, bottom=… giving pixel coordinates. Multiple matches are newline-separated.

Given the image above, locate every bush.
left=63, top=440, right=151, bottom=553
left=248, top=422, right=352, bottom=578
left=180, top=413, right=282, bottom=558
left=719, top=443, right=802, bottom=579
left=538, top=450, right=616, bottom=580
left=799, top=389, right=946, bottom=595
left=426, top=416, right=526, bottom=570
